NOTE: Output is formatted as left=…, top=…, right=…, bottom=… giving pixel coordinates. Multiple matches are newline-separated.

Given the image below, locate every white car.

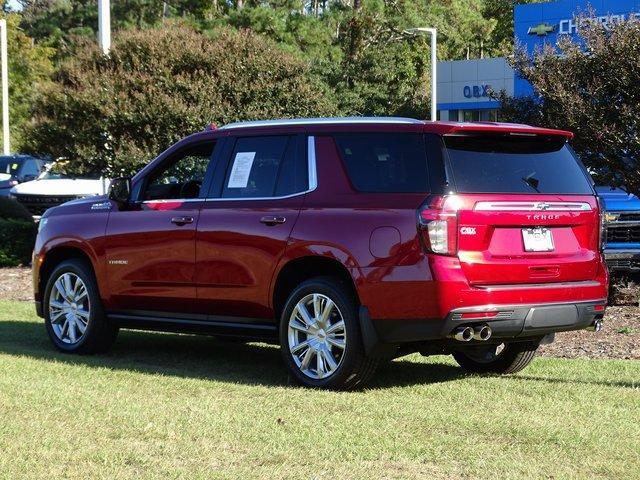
left=9, top=166, right=109, bottom=216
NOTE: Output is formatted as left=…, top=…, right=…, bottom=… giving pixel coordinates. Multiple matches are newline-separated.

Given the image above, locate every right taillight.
left=418, top=195, right=460, bottom=256
left=597, top=196, right=607, bottom=251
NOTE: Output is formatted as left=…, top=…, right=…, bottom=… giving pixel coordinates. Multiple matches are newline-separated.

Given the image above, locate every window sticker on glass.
left=228, top=152, right=256, bottom=188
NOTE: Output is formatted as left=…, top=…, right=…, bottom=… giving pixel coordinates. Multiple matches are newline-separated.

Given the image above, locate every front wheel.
left=279, top=277, right=378, bottom=390
left=43, top=259, right=119, bottom=354
left=453, top=341, right=538, bottom=375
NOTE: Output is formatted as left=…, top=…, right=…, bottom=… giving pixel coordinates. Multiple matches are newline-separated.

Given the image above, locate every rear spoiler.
left=425, top=122, right=574, bottom=140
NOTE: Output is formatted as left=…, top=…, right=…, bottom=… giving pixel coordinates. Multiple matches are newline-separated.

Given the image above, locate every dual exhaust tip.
left=452, top=324, right=492, bottom=342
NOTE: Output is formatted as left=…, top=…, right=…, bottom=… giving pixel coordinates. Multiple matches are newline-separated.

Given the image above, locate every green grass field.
left=0, top=300, right=638, bottom=479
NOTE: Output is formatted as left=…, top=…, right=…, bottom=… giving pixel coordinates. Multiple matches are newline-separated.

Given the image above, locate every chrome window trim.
left=307, top=135, right=317, bottom=190
left=474, top=201, right=592, bottom=212
left=140, top=135, right=318, bottom=203
left=218, top=117, right=423, bottom=130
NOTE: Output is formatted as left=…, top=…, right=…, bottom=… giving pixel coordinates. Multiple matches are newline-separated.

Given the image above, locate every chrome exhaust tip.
left=473, top=324, right=492, bottom=341
left=452, top=326, right=474, bottom=342
left=586, top=319, right=603, bottom=332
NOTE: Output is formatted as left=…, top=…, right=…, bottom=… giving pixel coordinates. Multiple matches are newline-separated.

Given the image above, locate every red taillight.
left=596, top=196, right=606, bottom=251
left=418, top=195, right=459, bottom=256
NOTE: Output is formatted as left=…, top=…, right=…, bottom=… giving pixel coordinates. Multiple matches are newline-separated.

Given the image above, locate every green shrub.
left=0, top=219, right=36, bottom=267
left=0, top=196, right=33, bottom=221
left=23, top=23, right=339, bottom=177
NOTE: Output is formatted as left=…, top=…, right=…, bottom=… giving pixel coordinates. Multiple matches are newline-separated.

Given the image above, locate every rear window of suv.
left=334, top=133, right=429, bottom=193
left=444, top=134, right=593, bottom=194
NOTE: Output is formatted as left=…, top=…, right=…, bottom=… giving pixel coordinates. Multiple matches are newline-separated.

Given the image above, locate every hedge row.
left=0, top=218, right=37, bottom=267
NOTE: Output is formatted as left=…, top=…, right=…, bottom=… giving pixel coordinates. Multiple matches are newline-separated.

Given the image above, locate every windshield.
left=39, top=164, right=102, bottom=180
left=0, top=157, right=21, bottom=176
left=444, top=134, right=594, bottom=194
left=39, top=169, right=69, bottom=180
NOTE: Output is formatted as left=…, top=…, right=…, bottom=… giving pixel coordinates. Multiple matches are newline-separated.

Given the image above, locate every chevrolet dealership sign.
left=557, top=12, right=640, bottom=35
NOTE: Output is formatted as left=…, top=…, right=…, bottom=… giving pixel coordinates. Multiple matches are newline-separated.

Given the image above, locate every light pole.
left=98, top=0, right=111, bottom=54
left=0, top=19, right=9, bottom=155
left=404, top=27, right=437, bottom=122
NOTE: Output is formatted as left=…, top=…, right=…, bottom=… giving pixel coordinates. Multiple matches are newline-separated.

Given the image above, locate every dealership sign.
left=529, top=12, right=640, bottom=37
left=463, top=85, right=491, bottom=98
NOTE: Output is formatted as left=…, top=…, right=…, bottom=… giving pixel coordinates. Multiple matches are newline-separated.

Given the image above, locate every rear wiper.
left=521, top=174, right=540, bottom=193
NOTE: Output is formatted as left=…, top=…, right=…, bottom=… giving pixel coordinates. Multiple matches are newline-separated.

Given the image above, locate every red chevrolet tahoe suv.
left=33, top=117, right=608, bottom=389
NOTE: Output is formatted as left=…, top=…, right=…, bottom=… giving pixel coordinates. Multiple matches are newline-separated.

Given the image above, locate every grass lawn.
left=0, top=300, right=638, bottom=479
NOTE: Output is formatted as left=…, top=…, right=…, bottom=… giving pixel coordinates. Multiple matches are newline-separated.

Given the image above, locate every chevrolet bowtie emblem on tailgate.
left=534, top=202, right=551, bottom=211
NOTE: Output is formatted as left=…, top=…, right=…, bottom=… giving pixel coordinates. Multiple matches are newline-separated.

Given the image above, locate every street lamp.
left=98, top=0, right=111, bottom=54
left=0, top=19, right=9, bottom=155
left=404, top=27, right=437, bottom=122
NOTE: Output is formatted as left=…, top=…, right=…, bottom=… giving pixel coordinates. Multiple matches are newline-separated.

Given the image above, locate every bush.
left=0, top=196, right=34, bottom=221
left=23, top=23, right=339, bottom=177
left=0, top=218, right=37, bottom=267
left=0, top=197, right=36, bottom=267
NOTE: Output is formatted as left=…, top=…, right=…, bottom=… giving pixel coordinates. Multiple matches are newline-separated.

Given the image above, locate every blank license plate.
left=522, top=228, right=554, bottom=252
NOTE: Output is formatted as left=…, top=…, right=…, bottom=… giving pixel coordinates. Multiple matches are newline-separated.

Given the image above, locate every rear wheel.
left=453, top=341, right=538, bottom=374
left=43, top=259, right=118, bottom=354
left=279, top=277, right=378, bottom=390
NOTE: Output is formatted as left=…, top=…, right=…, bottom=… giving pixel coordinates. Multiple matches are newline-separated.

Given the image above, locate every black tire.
left=279, top=277, right=378, bottom=390
left=43, top=258, right=119, bottom=354
left=453, top=341, right=538, bottom=375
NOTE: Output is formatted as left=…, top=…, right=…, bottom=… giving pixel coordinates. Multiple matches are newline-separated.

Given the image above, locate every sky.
left=7, top=0, right=21, bottom=11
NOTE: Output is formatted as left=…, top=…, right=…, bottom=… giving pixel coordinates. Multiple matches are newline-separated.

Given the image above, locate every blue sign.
left=463, top=85, right=491, bottom=98
left=514, top=0, right=639, bottom=97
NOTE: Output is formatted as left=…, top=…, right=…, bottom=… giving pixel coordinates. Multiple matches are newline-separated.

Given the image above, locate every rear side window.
left=444, top=134, right=593, bottom=194
left=334, top=133, right=429, bottom=193
left=222, top=136, right=305, bottom=198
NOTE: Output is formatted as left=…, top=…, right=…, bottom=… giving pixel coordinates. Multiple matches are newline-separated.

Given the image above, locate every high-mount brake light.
left=417, top=195, right=460, bottom=256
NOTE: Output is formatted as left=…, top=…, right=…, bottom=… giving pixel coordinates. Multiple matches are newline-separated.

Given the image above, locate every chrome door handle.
left=260, top=216, right=286, bottom=226
left=171, top=216, right=194, bottom=225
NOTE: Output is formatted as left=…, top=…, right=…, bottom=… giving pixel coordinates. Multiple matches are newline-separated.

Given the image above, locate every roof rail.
left=218, top=117, right=424, bottom=130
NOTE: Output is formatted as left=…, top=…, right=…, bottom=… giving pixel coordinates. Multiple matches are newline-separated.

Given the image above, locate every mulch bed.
left=1, top=267, right=638, bottom=360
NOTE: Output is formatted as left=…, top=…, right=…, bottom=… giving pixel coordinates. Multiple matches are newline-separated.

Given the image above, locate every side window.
left=333, top=133, right=429, bottom=193
left=142, top=142, right=215, bottom=201
left=222, top=135, right=302, bottom=198
left=20, top=160, right=40, bottom=179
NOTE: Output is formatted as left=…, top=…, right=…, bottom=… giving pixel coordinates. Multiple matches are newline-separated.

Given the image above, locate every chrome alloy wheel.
left=48, top=272, right=90, bottom=344
left=287, top=293, right=346, bottom=380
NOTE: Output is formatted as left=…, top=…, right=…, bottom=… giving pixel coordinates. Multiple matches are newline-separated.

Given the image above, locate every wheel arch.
left=37, top=243, right=100, bottom=307
left=271, top=255, right=360, bottom=321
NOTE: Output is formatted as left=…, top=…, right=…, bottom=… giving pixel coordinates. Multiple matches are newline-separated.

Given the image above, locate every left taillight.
left=417, top=195, right=459, bottom=256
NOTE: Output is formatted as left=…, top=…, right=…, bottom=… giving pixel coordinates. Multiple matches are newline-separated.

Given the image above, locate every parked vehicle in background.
left=0, top=155, right=48, bottom=197
left=32, top=117, right=608, bottom=390
left=597, top=186, right=640, bottom=274
left=10, top=162, right=108, bottom=216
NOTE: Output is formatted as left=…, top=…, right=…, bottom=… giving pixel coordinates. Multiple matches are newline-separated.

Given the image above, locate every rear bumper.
left=604, top=248, right=640, bottom=272
left=368, top=299, right=606, bottom=345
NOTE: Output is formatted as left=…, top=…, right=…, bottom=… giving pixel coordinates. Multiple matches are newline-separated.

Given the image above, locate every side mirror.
left=21, top=174, right=37, bottom=182
left=108, top=177, right=132, bottom=204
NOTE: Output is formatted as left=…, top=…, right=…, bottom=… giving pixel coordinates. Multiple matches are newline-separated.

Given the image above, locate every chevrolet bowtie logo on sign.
left=528, top=23, right=555, bottom=36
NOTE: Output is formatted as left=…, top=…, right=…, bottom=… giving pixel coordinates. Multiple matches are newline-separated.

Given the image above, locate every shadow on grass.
left=0, top=320, right=466, bottom=390
left=507, top=374, right=638, bottom=390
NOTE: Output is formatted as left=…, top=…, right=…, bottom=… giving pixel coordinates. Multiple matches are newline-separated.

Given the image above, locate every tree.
left=22, top=23, right=339, bottom=176
left=480, top=0, right=546, bottom=57
left=497, top=15, right=640, bottom=197
left=0, top=13, right=54, bottom=150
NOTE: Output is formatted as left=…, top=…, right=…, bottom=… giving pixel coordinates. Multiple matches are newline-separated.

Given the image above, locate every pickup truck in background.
left=597, top=186, right=640, bottom=274
left=9, top=162, right=109, bottom=216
